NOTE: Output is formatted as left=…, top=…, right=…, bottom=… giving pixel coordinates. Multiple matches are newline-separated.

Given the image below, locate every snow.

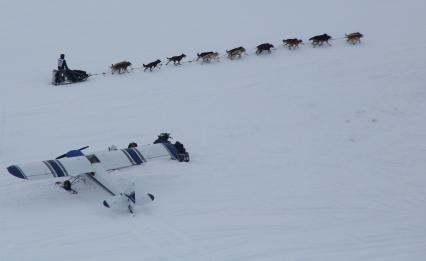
left=1, top=0, right=426, bottom=260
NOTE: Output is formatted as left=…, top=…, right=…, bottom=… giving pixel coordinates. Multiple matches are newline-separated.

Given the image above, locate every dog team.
left=110, top=32, right=363, bottom=74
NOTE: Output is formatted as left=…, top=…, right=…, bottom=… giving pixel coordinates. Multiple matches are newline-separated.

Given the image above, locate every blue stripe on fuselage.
left=43, top=161, right=57, bottom=177
left=124, top=148, right=143, bottom=165
left=133, top=148, right=146, bottom=162
left=120, top=149, right=135, bottom=165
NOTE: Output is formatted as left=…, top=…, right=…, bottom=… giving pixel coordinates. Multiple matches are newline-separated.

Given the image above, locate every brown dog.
left=196, top=51, right=215, bottom=61
left=110, top=61, right=132, bottom=74
left=283, top=38, right=303, bottom=49
left=226, top=46, right=246, bottom=60
left=166, top=53, right=186, bottom=65
left=200, top=52, right=219, bottom=63
left=345, top=32, right=363, bottom=45
left=143, top=59, right=162, bottom=71
left=256, top=43, right=274, bottom=55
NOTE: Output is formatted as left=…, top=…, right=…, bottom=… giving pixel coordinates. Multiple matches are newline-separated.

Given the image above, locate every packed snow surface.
left=1, top=0, right=426, bottom=260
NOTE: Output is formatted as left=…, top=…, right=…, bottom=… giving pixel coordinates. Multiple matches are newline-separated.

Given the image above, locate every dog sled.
left=52, top=69, right=90, bottom=85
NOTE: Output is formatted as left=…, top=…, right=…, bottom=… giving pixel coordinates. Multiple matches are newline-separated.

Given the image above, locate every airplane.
left=5, top=134, right=189, bottom=213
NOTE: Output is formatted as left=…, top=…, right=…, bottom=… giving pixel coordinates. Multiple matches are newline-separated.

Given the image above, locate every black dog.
left=143, top=59, right=162, bottom=71
left=166, top=54, right=186, bottom=65
left=256, top=43, right=274, bottom=55
left=309, top=34, right=332, bottom=47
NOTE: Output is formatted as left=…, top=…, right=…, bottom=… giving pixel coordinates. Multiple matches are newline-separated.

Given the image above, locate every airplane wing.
left=6, top=143, right=178, bottom=180
left=138, top=142, right=178, bottom=160
left=7, top=156, right=92, bottom=180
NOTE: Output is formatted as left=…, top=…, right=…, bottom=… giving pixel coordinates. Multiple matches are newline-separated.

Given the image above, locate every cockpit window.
left=86, top=154, right=100, bottom=164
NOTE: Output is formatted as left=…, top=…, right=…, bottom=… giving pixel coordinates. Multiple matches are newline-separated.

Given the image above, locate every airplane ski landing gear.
left=63, top=180, right=72, bottom=191
left=55, top=176, right=84, bottom=194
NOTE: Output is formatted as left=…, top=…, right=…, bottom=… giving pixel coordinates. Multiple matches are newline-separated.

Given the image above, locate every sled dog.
left=309, top=34, right=332, bottom=47
left=256, top=43, right=274, bottom=55
left=200, top=52, right=219, bottom=63
left=226, top=46, right=246, bottom=59
left=196, top=51, right=215, bottom=61
left=143, top=59, right=162, bottom=71
left=283, top=38, right=303, bottom=49
left=166, top=53, right=186, bottom=65
left=345, top=32, right=363, bottom=45
left=111, top=61, right=132, bottom=74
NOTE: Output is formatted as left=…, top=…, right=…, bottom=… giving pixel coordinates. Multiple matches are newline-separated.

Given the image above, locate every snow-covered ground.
left=1, top=0, right=426, bottom=260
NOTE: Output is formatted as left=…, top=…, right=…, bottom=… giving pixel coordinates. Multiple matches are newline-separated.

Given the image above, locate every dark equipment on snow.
left=128, top=142, right=138, bottom=148
left=174, top=141, right=190, bottom=162
left=52, top=69, right=90, bottom=85
left=153, top=133, right=172, bottom=144
left=153, top=133, right=189, bottom=162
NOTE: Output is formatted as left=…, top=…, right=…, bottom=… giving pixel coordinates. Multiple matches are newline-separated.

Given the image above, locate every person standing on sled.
left=58, top=54, right=69, bottom=71
left=56, top=54, right=69, bottom=83
left=56, top=54, right=77, bottom=83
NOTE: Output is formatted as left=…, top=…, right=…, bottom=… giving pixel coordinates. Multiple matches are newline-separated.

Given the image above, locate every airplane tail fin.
left=103, top=191, right=154, bottom=213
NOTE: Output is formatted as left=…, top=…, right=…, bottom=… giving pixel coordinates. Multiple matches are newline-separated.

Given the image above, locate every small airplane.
left=5, top=133, right=189, bottom=213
